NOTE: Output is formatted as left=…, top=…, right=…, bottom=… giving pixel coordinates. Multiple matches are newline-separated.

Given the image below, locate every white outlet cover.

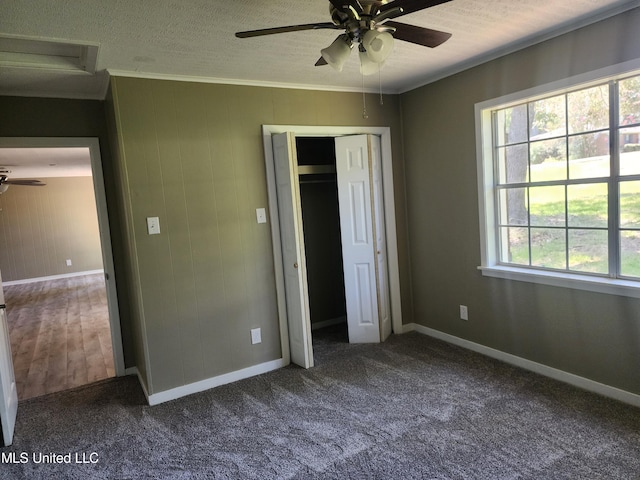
left=146, top=216, right=160, bottom=235
left=256, top=208, right=267, bottom=224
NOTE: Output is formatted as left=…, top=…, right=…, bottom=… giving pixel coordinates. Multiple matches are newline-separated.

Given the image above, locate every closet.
left=270, top=130, right=393, bottom=368
left=295, top=137, right=348, bottom=338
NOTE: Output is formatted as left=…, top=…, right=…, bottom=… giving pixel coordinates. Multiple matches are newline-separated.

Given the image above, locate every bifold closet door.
left=335, top=134, right=389, bottom=343
left=272, top=132, right=314, bottom=368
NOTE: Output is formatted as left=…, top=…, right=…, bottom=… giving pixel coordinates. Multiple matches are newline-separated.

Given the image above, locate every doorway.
left=0, top=137, right=124, bottom=401
left=263, top=125, right=403, bottom=369
left=296, top=137, right=349, bottom=345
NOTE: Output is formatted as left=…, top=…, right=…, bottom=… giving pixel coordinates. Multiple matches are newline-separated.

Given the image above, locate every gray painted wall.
left=400, top=7, right=640, bottom=395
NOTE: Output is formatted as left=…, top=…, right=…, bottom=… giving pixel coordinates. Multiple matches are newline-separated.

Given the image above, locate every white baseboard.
left=139, top=358, right=287, bottom=406
left=402, top=323, right=640, bottom=408
left=312, top=316, right=346, bottom=331
left=3, top=270, right=104, bottom=286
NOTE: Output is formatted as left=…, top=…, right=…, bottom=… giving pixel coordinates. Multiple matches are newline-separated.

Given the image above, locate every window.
left=477, top=67, right=640, bottom=298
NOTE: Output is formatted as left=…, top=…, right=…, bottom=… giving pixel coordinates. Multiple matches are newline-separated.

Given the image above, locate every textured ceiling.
left=0, top=0, right=639, bottom=99
left=0, top=148, right=91, bottom=178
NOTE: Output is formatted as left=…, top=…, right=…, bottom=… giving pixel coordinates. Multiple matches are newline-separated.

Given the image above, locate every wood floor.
left=3, top=273, right=115, bottom=400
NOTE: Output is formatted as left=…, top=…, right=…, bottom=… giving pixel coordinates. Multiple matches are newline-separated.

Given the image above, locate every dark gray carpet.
left=2, top=329, right=639, bottom=479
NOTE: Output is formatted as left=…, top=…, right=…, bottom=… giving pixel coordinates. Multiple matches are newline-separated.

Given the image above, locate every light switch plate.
left=147, top=216, right=160, bottom=235
left=256, top=208, right=267, bottom=224
left=251, top=328, right=262, bottom=344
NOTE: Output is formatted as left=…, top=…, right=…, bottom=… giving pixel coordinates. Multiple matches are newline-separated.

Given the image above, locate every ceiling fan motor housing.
left=330, top=2, right=400, bottom=47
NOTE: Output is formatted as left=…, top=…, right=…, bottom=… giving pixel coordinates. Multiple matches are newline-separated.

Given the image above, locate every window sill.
left=478, top=265, right=640, bottom=299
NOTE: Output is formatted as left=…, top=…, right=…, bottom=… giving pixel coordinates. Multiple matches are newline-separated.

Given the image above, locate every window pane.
left=567, top=85, right=609, bottom=134
left=530, top=95, right=566, bottom=139
left=530, top=186, right=565, bottom=227
left=530, top=138, right=567, bottom=182
left=531, top=228, right=566, bottom=269
left=500, top=227, right=529, bottom=265
left=497, top=144, right=529, bottom=184
left=567, top=183, right=608, bottom=228
left=620, top=181, right=640, bottom=228
left=568, top=133, right=610, bottom=179
left=568, top=229, right=608, bottom=274
left=618, top=75, right=640, bottom=126
left=498, top=188, right=527, bottom=225
left=496, top=104, right=528, bottom=145
left=619, top=127, right=640, bottom=176
left=620, top=230, right=640, bottom=278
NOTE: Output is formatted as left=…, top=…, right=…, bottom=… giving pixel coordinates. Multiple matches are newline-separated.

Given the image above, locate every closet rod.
left=299, top=178, right=337, bottom=184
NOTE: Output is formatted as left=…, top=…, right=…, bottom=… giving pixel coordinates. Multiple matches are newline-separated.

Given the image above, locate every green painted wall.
left=400, top=7, right=640, bottom=394
left=108, top=77, right=408, bottom=394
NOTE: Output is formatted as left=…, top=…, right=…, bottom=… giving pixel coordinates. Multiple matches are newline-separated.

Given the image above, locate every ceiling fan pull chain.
left=362, top=71, right=368, bottom=119
left=379, top=67, right=384, bottom=106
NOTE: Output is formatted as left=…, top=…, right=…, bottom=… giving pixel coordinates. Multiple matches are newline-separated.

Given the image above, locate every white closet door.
left=0, top=269, right=17, bottom=446
left=335, top=135, right=381, bottom=343
left=272, top=133, right=314, bottom=368
left=369, top=135, right=392, bottom=341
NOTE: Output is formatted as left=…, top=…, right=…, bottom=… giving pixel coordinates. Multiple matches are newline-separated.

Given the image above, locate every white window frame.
left=476, top=59, right=640, bottom=299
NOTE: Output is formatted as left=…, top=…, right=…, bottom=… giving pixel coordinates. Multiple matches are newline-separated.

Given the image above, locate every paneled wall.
left=108, top=77, right=406, bottom=395
left=0, top=176, right=102, bottom=281
left=400, top=7, right=640, bottom=395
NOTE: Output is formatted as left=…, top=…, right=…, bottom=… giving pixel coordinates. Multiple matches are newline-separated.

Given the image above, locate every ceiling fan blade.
left=236, top=22, right=340, bottom=38
left=5, top=179, right=46, bottom=186
left=377, top=0, right=452, bottom=19
left=315, top=57, right=328, bottom=66
left=387, top=21, right=452, bottom=48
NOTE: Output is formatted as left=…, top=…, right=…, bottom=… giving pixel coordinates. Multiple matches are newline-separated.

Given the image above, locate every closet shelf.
left=298, top=165, right=336, bottom=175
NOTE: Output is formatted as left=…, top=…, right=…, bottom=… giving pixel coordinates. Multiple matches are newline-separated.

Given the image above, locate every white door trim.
left=0, top=137, right=125, bottom=377
left=262, top=125, right=403, bottom=359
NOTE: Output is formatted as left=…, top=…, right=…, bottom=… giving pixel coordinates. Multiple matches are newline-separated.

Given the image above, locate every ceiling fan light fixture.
left=320, top=35, right=352, bottom=72
left=359, top=50, right=382, bottom=76
left=363, top=30, right=394, bottom=63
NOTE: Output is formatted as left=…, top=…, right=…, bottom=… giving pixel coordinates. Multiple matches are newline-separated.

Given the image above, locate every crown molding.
left=106, top=69, right=399, bottom=95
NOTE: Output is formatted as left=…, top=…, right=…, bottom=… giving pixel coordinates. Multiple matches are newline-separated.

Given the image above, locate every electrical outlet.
left=66, top=259, right=72, bottom=267
left=460, top=305, right=469, bottom=321
left=251, top=328, right=262, bottom=345
left=146, top=216, right=161, bottom=235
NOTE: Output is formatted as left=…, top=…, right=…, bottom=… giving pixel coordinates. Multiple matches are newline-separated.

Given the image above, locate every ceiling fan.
left=235, top=0, right=453, bottom=74
left=0, top=174, right=46, bottom=194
